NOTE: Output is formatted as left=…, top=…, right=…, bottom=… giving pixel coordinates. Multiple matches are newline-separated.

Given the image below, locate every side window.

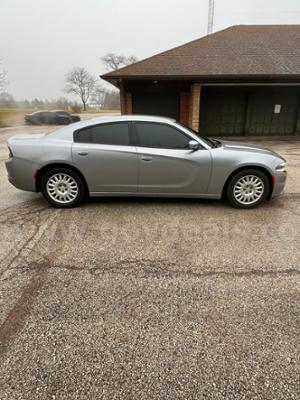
left=76, top=122, right=130, bottom=146
left=135, top=122, right=190, bottom=149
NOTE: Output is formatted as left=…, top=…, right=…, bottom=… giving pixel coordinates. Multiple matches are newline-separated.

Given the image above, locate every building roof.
left=102, top=25, right=300, bottom=82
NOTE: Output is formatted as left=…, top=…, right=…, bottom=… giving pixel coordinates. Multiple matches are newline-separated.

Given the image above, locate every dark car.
left=25, top=110, right=80, bottom=125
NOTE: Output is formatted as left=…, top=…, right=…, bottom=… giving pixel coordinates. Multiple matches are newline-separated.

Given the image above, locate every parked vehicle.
left=24, top=110, right=80, bottom=125
left=6, top=115, right=287, bottom=208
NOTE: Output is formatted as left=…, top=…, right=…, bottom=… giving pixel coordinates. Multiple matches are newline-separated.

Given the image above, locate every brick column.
left=189, top=83, right=201, bottom=131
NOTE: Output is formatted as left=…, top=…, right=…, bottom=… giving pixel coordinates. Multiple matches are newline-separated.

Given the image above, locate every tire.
left=41, top=167, right=85, bottom=208
left=226, top=169, right=270, bottom=209
left=56, top=116, right=72, bottom=125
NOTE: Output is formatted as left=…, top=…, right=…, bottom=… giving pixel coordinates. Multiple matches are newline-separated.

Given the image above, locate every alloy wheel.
left=46, top=173, right=79, bottom=204
left=233, top=175, right=265, bottom=205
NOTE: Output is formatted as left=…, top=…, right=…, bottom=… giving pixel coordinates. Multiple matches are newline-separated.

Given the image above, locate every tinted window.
left=76, top=123, right=130, bottom=146
left=135, top=122, right=190, bottom=149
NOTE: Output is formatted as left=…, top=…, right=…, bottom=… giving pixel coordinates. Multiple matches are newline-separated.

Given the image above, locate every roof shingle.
left=102, top=25, right=300, bottom=80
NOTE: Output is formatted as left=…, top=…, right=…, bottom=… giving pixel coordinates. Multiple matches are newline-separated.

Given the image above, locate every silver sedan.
left=5, top=115, right=287, bottom=209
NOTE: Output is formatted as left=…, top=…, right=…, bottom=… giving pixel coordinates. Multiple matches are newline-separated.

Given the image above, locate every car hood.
left=218, top=139, right=285, bottom=161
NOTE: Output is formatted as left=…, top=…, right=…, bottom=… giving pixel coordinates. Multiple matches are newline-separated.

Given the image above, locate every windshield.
left=177, top=122, right=216, bottom=148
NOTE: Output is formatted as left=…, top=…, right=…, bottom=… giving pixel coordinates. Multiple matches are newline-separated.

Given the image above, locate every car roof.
left=93, top=114, right=173, bottom=121
left=77, top=114, right=175, bottom=126
left=43, top=114, right=212, bottom=148
left=31, top=110, right=52, bottom=114
left=45, top=115, right=177, bottom=140
left=31, top=111, right=46, bottom=115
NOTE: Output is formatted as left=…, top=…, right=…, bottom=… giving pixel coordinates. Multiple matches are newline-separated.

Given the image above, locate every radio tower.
left=207, top=0, right=215, bottom=35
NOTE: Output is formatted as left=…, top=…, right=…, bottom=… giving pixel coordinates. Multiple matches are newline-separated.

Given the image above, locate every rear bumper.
left=272, top=171, right=287, bottom=197
left=5, top=158, right=37, bottom=192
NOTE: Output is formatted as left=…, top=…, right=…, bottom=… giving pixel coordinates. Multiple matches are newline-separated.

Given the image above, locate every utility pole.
left=207, top=0, right=215, bottom=35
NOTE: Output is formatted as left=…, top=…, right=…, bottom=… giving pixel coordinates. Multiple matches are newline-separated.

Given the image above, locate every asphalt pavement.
left=0, top=124, right=299, bottom=399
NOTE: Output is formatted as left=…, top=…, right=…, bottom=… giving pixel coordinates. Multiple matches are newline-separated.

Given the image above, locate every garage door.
left=200, top=87, right=247, bottom=136
left=200, top=86, right=300, bottom=136
left=246, top=88, right=299, bottom=135
left=132, top=93, right=180, bottom=120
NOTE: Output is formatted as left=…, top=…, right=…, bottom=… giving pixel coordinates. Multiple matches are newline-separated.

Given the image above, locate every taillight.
left=8, top=146, right=13, bottom=158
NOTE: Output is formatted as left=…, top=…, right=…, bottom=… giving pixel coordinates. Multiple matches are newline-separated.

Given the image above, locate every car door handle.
left=141, top=156, right=152, bottom=162
left=78, top=152, right=89, bottom=156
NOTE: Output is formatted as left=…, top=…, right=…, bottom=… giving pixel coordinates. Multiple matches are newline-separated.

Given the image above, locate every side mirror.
left=188, top=140, right=200, bottom=151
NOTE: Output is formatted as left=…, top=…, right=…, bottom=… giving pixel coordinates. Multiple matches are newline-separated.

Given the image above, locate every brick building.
left=102, top=25, right=300, bottom=136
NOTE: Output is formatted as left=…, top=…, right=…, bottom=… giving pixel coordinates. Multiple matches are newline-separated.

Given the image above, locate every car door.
left=133, top=122, right=212, bottom=194
left=72, top=121, right=138, bottom=193
left=44, top=112, right=54, bottom=124
left=37, top=112, right=46, bottom=124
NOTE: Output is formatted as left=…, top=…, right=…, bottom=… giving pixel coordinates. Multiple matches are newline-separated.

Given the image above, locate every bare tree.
left=91, top=85, right=106, bottom=109
left=0, top=60, right=8, bottom=92
left=103, top=90, right=120, bottom=110
left=101, top=53, right=138, bottom=71
left=65, top=67, right=97, bottom=111
left=0, top=92, right=16, bottom=108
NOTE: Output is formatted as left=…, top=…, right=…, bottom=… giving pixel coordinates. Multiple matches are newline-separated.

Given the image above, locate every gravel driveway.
left=0, top=125, right=299, bottom=399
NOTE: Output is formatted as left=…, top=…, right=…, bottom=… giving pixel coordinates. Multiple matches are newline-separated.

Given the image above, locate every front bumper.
left=272, top=170, right=287, bottom=197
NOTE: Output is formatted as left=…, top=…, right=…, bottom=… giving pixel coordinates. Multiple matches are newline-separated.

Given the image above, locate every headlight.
left=275, top=162, right=287, bottom=172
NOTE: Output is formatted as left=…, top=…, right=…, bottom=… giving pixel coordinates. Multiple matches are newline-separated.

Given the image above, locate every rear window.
left=75, top=122, right=130, bottom=146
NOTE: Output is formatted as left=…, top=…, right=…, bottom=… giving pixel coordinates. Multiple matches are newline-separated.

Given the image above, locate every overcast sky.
left=1, top=0, right=300, bottom=99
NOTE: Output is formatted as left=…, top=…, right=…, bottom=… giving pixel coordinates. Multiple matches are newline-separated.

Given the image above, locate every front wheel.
left=226, top=169, right=270, bottom=209
left=41, top=168, right=85, bottom=208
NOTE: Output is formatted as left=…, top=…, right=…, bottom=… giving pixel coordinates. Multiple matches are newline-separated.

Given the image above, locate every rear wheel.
left=56, top=116, right=72, bottom=125
left=226, top=169, right=270, bottom=209
left=41, top=168, right=85, bottom=208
